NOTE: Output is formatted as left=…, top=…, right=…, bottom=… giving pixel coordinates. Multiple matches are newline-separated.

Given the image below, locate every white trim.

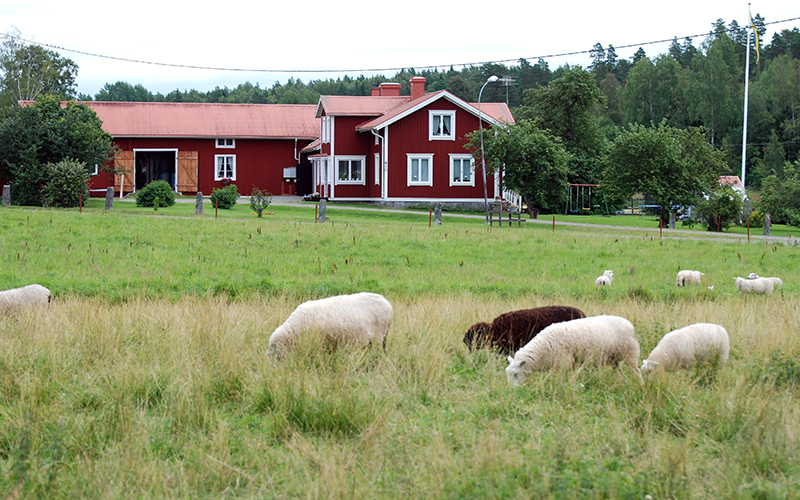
left=374, top=153, right=380, bottom=186
left=449, top=154, right=475, bottom=187
left=429, top=110, right=456, bottom=141
left=91, top=163, right=99, bottom=176
left=335, top=155, right=366, bottom=185
left=407, top=154, right=433, bottom=187
left=133, top=148, right=179, bottom=192
left=214, top=154, right=236, bottom=181
left=216, top=138, right=235, bottom=148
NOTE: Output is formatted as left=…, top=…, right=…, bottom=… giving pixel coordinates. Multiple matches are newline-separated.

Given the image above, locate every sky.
left=2, top=1, right=799, bottom=98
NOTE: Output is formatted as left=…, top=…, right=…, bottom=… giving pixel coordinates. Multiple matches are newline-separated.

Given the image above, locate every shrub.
left=250, top=187, right=273, bottom=217
left=693, top=185, right=744, bottom=231
left=40, top=159, right=91, bottom=208
left=135, top=180, right=176, bottom=208
left=747, top=211, right=765, bottom=229
left=210, top=184, right=240, bottom=209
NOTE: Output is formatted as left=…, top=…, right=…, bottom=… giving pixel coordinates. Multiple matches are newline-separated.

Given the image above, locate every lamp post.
left=479, top=75, right=499, bottom=225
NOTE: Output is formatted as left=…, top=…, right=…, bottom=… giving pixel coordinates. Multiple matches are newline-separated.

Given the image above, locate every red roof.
left=80, top=101, right=319, bottom=140
left=315, top=95, right=408, bottom=118
left=719, top=175, right=743, bottom=188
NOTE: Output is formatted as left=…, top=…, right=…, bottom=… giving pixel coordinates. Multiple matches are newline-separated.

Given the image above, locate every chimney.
left=379, top=82, right=401, bottom=96
left=371, top=87, right=381, bottom=96
left=410, top=76, right=426, bottom=100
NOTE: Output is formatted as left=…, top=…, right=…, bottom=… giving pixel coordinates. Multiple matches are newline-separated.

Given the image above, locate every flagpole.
left=741, top=5, right=752, bottom=191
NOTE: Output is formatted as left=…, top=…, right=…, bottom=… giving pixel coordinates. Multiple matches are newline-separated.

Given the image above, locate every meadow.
left=1, top=203, right=799, bottom=498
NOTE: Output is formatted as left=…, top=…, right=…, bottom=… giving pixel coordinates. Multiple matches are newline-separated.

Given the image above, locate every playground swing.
left=565, top=184, right=595, bottom=214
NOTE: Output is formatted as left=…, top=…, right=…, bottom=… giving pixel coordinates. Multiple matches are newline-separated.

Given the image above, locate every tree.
left=519, top=66, right=605, bottom=184
left=466, top=120, right=569, bottom=218
left=603, top=122, right=724, bottom=222
left=95, top=81, right=154, bottom=102
left=0, top=30, right=78, bottom=107
left=0, top=95, right=116, bottom=205
left=39, top=159, right=90, bottom=208
left=691, top=184, right=744, bottom=231
left=757, top=160, right=800, bottom=225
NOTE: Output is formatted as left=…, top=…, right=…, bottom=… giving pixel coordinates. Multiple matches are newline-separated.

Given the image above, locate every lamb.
left=463, top=305, right=586, bottom=354
left=595, top=270, right=614, bottom=287
left=747, top=273, right=783, bottom=289
left=676, top=270, right=704, bottom=287
left=734, top=277, right=774, bottom=295
left=0, top=284, right=52, bottom=310
left=505, top=315, right=641, bottom=386
left=266, top=292, right=393, bottom=357
left=641, top=323, right=730, bottom=376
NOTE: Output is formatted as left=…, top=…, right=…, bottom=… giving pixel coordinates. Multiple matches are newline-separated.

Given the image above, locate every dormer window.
left=429, top=111, right=455, bottom=141
left=216, top=138, right=235, bottom=148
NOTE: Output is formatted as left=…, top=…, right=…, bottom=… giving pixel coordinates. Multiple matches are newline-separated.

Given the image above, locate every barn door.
left=177, top=151, right=199, bottom=194
left=113, top=151, right=135, bottom=194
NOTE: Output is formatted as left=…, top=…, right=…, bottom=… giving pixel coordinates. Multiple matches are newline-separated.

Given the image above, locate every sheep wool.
left=734, top=277, right=774, bottom=295
left=641, top=323, right=729, bottom=376
left=505, top=315, right=641, bottom=386
left=676, top=270, right=704, bottom=287
left=747, top=273, right=783, bottom=288
left=595, top=270, right=614, bottom=287
left=0, top=284, right=52, bottom=310
left=463, top=305, right=586, bottom=354
left=267, top=292, right=393, bottom=357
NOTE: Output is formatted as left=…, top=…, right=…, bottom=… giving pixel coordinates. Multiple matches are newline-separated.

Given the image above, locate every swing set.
left=565, top=183, right=600, bottom=215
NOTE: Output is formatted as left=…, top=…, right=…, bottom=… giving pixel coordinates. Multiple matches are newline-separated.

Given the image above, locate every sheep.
left=595, top=270, right=614, bottom=287
left=641, top=323, right=729, bottom=376
left=505, top=315, right=641, bottom=386
left=266, top=292, right=393, bottom=357
left=734, top=277, right=774, bottom=295
left=676, top=270, right=704, bottom=287
left=747, top=273, right=783, bottom=289
left=0, top=284, right=52, bottom=310
left=463, top=305, right=586, bottom=354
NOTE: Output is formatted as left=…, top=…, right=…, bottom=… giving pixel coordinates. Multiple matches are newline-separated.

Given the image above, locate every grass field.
left=1, top=204, right=799, bottom=498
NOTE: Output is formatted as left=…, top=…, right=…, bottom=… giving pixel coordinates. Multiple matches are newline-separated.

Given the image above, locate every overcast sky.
left=3, top=1, right=799, bottom=97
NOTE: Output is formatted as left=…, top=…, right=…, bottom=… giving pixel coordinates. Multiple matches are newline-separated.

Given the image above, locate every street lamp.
left=479, top=75, right=499, bottom=225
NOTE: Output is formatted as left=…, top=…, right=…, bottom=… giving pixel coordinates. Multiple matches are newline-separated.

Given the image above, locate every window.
left=321, top=117, right=331, bottom=144
left=215, top=155, right=236, bottom=180
left=450, top=155, right=474, bottom=186
left=216, top=138, right=235, bottom=148
left=374, top=153, right=380, bottom=185
left=336, top=157, right=364, bottom=184
left=429, top=110, right=455, bottom=140
left=407, top=154, right=433, bottom=186
left=91, top=163, right=99, bottom=176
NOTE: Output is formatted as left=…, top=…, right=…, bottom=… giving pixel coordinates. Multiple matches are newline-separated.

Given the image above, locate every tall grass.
left=1, top=207, right=799, bottom=497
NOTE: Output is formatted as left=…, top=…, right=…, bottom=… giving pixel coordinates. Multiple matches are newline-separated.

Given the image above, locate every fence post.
left=104, top=186, right=114, bottom=210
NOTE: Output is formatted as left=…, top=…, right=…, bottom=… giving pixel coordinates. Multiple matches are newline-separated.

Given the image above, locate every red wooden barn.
left=307, top=76, right=514, bottom=207
left=81, top=101, right=319, bottom=197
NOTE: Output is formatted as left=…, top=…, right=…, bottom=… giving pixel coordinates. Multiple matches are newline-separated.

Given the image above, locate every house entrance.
left=135, top=150, right=177, bottom=190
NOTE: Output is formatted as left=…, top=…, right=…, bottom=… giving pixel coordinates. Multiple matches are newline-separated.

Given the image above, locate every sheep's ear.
left=518, top=360, right=526, bottom=367
left=507, top=356, right=514, bottom=364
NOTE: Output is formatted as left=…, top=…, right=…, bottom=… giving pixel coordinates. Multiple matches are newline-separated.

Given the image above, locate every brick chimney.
left=410, top=76, right=426, bottom=100
left=378, top=82, right=401, bottom=96
left=371, top=87, right=381, bottom=96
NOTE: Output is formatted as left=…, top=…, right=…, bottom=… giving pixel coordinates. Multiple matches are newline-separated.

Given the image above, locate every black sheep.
left=463, top=305, right=587, bottom=354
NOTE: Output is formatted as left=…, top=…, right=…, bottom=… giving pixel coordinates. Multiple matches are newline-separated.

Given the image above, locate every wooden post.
left=215, top=198, right=218, bottom=219
left=717, top=215, right=721, bottom=232
left=315, top=204, right=318, bottom=223
left=429, top=209, right=432, bottom=227
left=659, top=218, right=662, bottom=238
left=552, top=215, right=555, bottom=232
left=79, top=194, right=82, bottom=213
left=747, top=219, right=750, bottom=241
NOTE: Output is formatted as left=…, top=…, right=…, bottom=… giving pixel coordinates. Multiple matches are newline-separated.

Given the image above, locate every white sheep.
left=595, top=270, right=614, bottom=287
left=267, top=292, right=393, bottom=357
left=641, top=323, right=729, bottom=376
left=676, top=270, right=704, bottom=287
left=505, top=315, right=641, bottom=386
left=734, top=277, right=774, bottom=295
left=0, top=284, right=52, bottom=310
left=747, top=273, right=783, bottom=288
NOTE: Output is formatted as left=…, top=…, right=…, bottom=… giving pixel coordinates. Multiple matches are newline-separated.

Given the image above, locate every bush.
left=747, top=211, right=765, bottom=229
left=40, top=159, right=91, bottom=208
left=135, top=180, right=176, bottom=208
left=210, top=184, right=240, bottom=209
left=693, top=185, right=744, bottom=232
left=250, top=187, right=273, bottom=217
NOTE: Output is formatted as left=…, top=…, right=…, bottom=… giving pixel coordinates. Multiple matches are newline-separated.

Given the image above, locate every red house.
left=80, top=101, right=319, bottom=197
left=308, top=76, right=514, bottom=206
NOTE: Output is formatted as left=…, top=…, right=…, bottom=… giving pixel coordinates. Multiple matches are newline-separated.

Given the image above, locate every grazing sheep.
left=734, top=277, right=774, bottom=295
left=267, top=292, right=393, bottom=357
left=0, top=284, right=52, bottom=310
left=676, top=270, right=704, bottom=287
left=595, top=270, right=614, bottom=287
left=747, top=273, right=783, bottom=288
left=463, top=305, right=586, bottom=354
left=641, top=323, right=729, bottom=376
left=505, top=315, right=641, bottom=386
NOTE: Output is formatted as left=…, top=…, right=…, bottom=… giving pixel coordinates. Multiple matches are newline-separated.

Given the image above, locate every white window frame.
left=374, top=153, right=381, bottom=186
left=91, top=163, right=99, bottom=176
left=214, top=154, right=236, bottom=180
left=429, top=110, right=456, bottom=141
left=407, top=154, right=433, bottom=186
left=335, top=156, right=366, bottom=185
left=321, top=116, right=331, bottom=144
left=216, top=138, right=235, bottom=148
left=449, top=155, right=475, bottom=186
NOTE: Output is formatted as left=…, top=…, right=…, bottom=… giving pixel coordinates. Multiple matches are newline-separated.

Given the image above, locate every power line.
left=2, top=17, right=799, bottom=75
